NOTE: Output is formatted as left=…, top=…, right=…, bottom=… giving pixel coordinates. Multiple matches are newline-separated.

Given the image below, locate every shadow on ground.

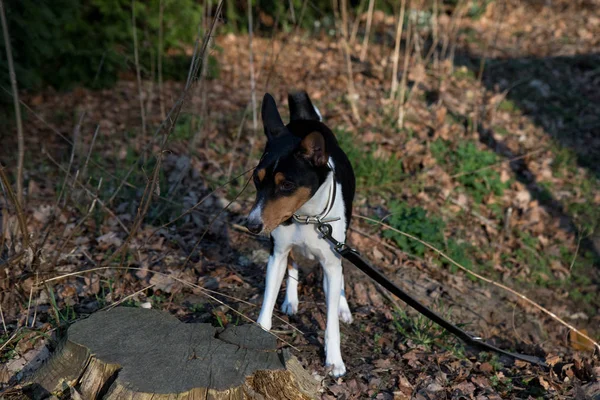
left=453, top=50, right=600, bottom=263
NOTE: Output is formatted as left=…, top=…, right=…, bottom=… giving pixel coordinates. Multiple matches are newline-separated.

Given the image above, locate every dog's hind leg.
left=282, top=253, right=299, bottom=316
left=257, top=246, right=290, bottom=331
left=323, top=273, right=353, bottom=324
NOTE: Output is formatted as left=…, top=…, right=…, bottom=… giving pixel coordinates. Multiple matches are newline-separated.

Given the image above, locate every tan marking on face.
left=274, top=172, right=286, bottom=186
left=262, top=187, right=311, bottom=232
left=257, top=168, right=266, bottom=182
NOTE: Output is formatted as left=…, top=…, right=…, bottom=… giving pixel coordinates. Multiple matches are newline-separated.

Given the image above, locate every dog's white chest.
left=280, top=223, right=326, bottom=261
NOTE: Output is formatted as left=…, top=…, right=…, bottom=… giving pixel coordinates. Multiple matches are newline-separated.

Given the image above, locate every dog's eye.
left=279, top=181, right=296, bottom=192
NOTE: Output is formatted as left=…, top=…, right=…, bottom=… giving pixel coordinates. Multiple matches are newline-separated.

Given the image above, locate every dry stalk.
left=440, top=0, right=463, bottom=61
left=248, top=0, right=258, bottom=132
left=356, top=215, right=600, bottom=353
left=0, top=301, right=6, bottom=332
left=446, top=0, right=467, bottom=68
left=349, top=0, right=367, bottom=45
left=82, top=125, right=100, bottom=179
left=390, top=0, right=408, bottom=98
left=337, top=0, right=361, bottom=122
left=43, top=150, right=130, bottom=234
left=359, top=0, right=376, bottom=61
left=158, top=0, right=166, bottom=120
left=432, top=0, right=439, bottom=69
left=108, top=0, right=224, bottom=265
left=0, top=165, right=29, bottom=248
left=131, top=0, right=148, bottom=142
left=397, top=8, right=413, bottom=128
left=183, top=174, right=253, bottom=267
left=287, top=0, right=296, bottom=23
left=0, top=0, right=25, bottom=206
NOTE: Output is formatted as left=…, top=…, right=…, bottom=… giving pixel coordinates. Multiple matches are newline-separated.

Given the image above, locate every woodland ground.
left=1, top=0, right=599, bottom=398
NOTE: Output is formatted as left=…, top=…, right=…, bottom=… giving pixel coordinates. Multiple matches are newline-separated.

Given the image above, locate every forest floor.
left=1, top=0, right=599, bottom=398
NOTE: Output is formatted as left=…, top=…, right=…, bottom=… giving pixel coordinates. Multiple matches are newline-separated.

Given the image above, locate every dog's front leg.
left=257, top=245, right=290, bottom=331
left=322, top=258, right=346, bottom=377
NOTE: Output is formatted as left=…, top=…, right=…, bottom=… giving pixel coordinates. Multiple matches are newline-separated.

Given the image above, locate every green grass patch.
left=452, top=66, right=477, bottom=81
left=381, top=201, right=475, bottom=272
left=336, top=129, right=405, bottom=191
left=431, top=139, right=510, bottom=203
left=393, top=303, right=465, bottom=357
left=498, top=99, right=518, bottom=113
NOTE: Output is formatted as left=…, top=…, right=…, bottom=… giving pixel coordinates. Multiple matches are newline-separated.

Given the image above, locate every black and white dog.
left=245, top=92, right=355, bottom=376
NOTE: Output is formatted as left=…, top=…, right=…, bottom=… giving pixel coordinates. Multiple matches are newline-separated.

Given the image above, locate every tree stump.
left=24, top=307, right=319, bottom=399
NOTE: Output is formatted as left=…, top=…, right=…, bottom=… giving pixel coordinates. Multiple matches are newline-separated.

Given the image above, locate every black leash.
left=316, top=222, right=548, bottom=368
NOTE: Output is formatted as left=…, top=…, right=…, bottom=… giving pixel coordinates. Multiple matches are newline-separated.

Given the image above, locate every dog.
left=245, top=91, right=355, bottom=377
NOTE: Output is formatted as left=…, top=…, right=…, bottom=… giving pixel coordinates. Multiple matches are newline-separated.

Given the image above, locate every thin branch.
left=158, top=0, right=165, bottom=120
left=0, top=0, right=25, bottom=206
left=131, top=0, right=147, bottom=141
left=0, top=165, right=29, bottom=248
left=359, top=0, right=375, bottom=62
left=390, top=0, right=407, bottom=98
left=82, top=125, right=100, bottom=179
left=248, top=0, right=258, bottom=132
left=355, top=214, right=600, bottom=353
left=397, top=6, right=412, bottom=128
left=337, top=0, right=361, bottom=122
left=349, top=0, right=367, bottom=45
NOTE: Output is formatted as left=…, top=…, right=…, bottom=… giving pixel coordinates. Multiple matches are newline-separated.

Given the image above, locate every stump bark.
left=24, top=307, right=319, bottom=399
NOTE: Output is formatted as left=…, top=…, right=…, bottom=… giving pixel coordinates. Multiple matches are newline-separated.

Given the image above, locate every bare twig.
left=356, top=215, right=600, bottom=352
left=110, top=0, right=224, bottom=265
left=158, top=0, right=165, bottom=120
left=0, top=0, right=25, bottom=206
left=349, top=0, right=366, bottom=45
left=43, top=150, right=129, bottom=234
left=359, top=0, right=375, bottom=61
left=336, top=0, right=361, bottom=122
left=390, top=0, right=408, bottom=98
left=446, top=0, right=466, bottom=67
left=0, top=301, right=7, bottom=332
left=82, top=125, right=100, bottom=179
left=183, top=174, right=253, bottom=267
left=132, top=0, right=147, bottom=141
left=248, top=0, right=258, bottom=132
left=0, top=165, right=29, bottom=248
left=397, top=6, right=412, bottom=128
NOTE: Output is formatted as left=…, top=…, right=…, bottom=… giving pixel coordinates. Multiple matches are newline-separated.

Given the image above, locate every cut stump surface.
left=25, top=307, right=318, bottom=399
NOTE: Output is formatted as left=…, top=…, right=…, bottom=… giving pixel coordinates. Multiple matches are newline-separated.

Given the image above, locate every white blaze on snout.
left=248, top=200, right=264, bottom=226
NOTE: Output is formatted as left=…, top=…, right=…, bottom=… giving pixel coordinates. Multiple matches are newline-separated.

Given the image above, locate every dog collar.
left=292, top=163, right=340, bottom=225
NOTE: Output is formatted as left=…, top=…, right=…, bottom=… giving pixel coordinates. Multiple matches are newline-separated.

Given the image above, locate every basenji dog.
left=245, top=91, right=355, bottom=377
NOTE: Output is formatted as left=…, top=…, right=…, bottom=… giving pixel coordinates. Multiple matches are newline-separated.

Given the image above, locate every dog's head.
left=245, top=92, right=331, bottom=234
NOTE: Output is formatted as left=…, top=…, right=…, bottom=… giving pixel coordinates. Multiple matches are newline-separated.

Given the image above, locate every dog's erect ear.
left=299, top=132, right=328, bottom=166
left=288, top=91, right=322, bottom=122
left=261, top=93, right=286, bottom=140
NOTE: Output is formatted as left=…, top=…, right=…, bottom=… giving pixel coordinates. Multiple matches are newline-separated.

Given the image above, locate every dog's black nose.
left=246, top=221, right=263, bottom=234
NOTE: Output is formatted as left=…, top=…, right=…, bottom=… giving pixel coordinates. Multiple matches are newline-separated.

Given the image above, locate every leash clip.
left=317, top=222, right=351, bottom=254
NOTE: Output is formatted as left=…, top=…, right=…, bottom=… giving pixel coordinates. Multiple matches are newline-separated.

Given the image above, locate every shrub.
left=1, top=0, right=206, bottom=98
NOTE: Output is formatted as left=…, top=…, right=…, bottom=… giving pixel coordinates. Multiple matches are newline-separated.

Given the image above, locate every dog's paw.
left=339, top=298, right=353, bottom=324
left=281, top=298, right=298, bottom=316
left=339, top=307, right=353, bottom=324
left=326, top=360, right=347, bottom=377
left=256, top=317, right=272, bottom=331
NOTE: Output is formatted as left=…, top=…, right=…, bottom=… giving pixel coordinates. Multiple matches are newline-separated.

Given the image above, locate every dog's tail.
left=288, top=91, right=322, bottom=122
